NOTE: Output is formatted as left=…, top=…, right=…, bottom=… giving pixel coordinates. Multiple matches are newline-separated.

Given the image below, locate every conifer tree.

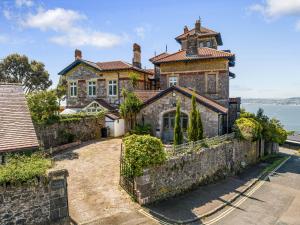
left=188, top=95, right=198, bottom=142
left=174, top=101, right=183, bottom=145
left=196, top=109, right=204, bottom=140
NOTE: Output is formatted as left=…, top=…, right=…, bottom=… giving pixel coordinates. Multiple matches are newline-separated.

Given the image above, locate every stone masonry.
left=138, top=90, right=221, bottom=139
left=134, top=139, right=260, bottom=205
left=0, top=169, right=69, bottom=225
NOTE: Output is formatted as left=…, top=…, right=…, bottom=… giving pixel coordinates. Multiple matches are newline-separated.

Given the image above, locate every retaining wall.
left=134, top=139, right=261, bottom=205
left=0, top=169, right=69, bottom=225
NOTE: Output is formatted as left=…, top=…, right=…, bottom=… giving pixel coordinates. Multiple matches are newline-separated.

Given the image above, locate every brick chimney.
left=132, top=43, right=141, bottom=68
left=184, top=25, right=189, bottom=34
left=195, top=19, right=201, bottom=33
left=75, top=49, right=82, bottom=60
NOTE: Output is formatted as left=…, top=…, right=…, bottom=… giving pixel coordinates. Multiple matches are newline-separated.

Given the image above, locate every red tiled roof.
left=153, top=47, right=234, bottom=64
left=175, top=27, right=218, bottom=40
left=96, top=61, right=132, bottom=70
left=134, top=90, right=161, bottom=102
left=149, top=53, right=170, bottom=62
left=0, top=83, right=39, bottom=152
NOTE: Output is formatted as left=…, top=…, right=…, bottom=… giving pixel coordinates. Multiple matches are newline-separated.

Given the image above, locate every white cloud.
left=134, top=26, right=146, bottom=39
left=20, top=8, right=124, bottom=48
left=22, top=8, right=86, bottom=31
left=3, top=9, right=12, bottom=20
left=15, top=0, right=34, bottom=8
left=50, top=28, right=123, bottom=48
left=249, top=0, right=300, bottom=18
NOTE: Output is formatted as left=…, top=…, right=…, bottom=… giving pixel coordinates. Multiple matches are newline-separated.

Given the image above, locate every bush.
left=59, top=111, right=105, bottom=123
left=130, top=124, right=152, bottom=135
left=234, top=117, right=262, bottom=141
left=123, top=134, right=166, bottom=177
left=0, top=153, right=52, bottom=185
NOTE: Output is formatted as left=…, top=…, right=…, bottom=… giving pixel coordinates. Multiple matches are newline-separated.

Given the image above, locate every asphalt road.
left=206, top=150, right=300, bottom=225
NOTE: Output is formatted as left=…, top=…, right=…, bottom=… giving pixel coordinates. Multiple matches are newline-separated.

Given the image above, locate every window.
left=70, top=81, right=77, bottom=97
left=169, top=76, right=178, bottom=87
left=108, top=80, right=117, bottom=96
left=206, top=41, right=211, bottom=47
left=86, top=102, right=102, bottom=113
left=88, top=80, right=96, bottom=96
left=199, top=42, right=204, bottom=48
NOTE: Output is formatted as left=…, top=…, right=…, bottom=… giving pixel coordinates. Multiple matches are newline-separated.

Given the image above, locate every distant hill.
left=242, top=97, right=300, bottom=105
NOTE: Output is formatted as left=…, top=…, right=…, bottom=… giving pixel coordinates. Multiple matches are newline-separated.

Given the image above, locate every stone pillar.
left=134, top=169, right=152, bottom=205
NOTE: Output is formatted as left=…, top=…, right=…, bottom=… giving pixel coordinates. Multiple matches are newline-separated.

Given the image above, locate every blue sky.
left=1, top=0, right=300, bottom=98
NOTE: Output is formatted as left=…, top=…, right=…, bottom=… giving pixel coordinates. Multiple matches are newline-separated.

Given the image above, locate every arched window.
left=85, top=102, right=102, bottom=113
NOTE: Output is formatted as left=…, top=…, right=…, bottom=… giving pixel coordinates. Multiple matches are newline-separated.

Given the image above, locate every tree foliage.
left=27, top=90, right=60, bottom=125
left=188, top=95, right=198, bottom=142
left=0, top=54, right=52, bottom=93
left=174, top=101, right=183, bottom=145
left=196, top=109, right=204, bottom=140
left=119, top=90, right=142, bottom=130
left=56, top=75, right=67, bottom=106
left=234, top=117, right=263, bottom=141
left=123, top=134, right=166, bottom=177
left=129, top=72, right=139, bottom=89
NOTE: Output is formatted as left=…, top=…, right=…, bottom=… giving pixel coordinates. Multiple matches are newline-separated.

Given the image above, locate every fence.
left=119, top=143, right=137, bottom=200
left=165, top=133, right=235, bottom=157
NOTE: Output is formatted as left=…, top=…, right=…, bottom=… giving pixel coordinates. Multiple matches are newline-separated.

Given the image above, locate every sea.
left=242, top=103, right=300, bottom=134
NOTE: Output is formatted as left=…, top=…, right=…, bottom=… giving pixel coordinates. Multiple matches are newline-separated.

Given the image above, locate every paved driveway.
left=54, top=138, right=157, bottom=225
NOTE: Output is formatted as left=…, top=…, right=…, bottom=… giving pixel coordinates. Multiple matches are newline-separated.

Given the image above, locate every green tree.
left=0, top=54, right=52, bottom=93
left=174, top=101, right=183, bottom=145
left=120, top=90, right=142, bottom=130
left=188, top=95, right=198, bottom=142
left=196, top=109, right=204, bottom=140
left=27, top=90, right=59, bottom=124
left=129, top=72, right=139, bottom=89
left=56, top=75, right=67, bottom=107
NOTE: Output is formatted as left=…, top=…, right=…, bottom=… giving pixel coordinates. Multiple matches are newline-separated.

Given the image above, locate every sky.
left=1, top=0, right=300, bottom=98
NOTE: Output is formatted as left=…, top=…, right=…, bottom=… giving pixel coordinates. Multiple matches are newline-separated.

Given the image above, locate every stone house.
left=59, top=19, right=240, bottom=142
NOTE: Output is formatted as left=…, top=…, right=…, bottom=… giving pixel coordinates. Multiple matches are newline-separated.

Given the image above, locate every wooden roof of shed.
left=0, top=83, right=39, bottom=152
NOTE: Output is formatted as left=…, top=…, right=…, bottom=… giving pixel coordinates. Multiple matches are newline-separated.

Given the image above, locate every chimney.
left=132, top=43, right=141, bottom=68
left=75, top=49, right=82, bottom=60
left=195, top=19, right=201, bottom=33
left=184, top=25, right=189, bottom=34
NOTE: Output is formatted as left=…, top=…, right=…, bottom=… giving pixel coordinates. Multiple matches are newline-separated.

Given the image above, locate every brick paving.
left=53, top=138, right=157, bottom=225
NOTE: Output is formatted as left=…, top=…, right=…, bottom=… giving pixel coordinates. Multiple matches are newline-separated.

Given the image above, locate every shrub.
left=123, top=134, right=166, bottom=177
left=130, top=124, right=152, bottom=135
left=0, top=153, right=52, bottom=185
left=234, top=117, right=262, bottom=141
left=188, top=95, right=198, bottom=142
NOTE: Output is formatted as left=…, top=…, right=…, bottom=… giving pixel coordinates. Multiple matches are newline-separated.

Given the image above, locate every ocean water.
left=242, top=103, right=300, bottom=134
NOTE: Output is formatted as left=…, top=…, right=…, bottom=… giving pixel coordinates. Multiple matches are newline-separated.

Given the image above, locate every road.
left=204, top=149, right=300, bottom=225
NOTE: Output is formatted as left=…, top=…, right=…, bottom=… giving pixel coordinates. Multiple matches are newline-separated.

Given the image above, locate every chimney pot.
left=184, top=25, right=189, bottom=34
left=132, top=43, right=141, bottom=68
left=195, top=19, right=201, bottom=32
left=75, top=49, right=82, bottom=60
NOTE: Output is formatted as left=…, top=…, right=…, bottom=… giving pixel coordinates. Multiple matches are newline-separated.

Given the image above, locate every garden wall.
left=134, top=139, right=261, bottom=205
left=35, top=117, right=104, bottom=149
left=0, top=169, right=69, bottom=224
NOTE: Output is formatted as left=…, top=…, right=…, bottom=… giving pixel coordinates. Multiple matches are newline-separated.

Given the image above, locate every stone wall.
left=35, top=117, right=104, bottom=149
left=0, top=169, right=69, bottom=225
left=134, top=139, right=260, bottom=205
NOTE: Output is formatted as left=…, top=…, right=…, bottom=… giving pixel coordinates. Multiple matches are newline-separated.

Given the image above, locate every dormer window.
left=206, top=41, right=211, bottom=47
left=88, top=80, right=96, bottom=96
left=169, top=76, right=178, bottom=87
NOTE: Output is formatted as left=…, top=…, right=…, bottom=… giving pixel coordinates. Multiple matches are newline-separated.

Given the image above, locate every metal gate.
left=119, top=144, right=137, bottom=200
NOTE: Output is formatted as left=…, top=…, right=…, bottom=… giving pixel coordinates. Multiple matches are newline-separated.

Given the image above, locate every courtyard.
left=53, top=138, right=157, bottom=225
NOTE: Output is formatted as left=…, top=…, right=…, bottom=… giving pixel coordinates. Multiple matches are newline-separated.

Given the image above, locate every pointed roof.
left=58, top=59, right=153, bottom=76
left=151, top=47, right=234, bottom=64
left=175, top=26, right=223, bottom=45
left=142, top=85, right=228, bottom=114
left=0, top=83, right=39, bottom=152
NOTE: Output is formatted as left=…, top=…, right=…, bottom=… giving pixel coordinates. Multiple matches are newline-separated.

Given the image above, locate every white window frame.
left=168, top=76, right=178, bottom=87
left=108, top=80, right=118, bottom=96
left=87, top=80, right=97, bottom=97
left=69, top=81, right=77, bottom=97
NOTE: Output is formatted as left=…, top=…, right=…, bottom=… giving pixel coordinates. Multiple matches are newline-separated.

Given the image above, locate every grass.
left=0, top=153, right=52, bottom=185
left=261, top=154, right=289, bottom=174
